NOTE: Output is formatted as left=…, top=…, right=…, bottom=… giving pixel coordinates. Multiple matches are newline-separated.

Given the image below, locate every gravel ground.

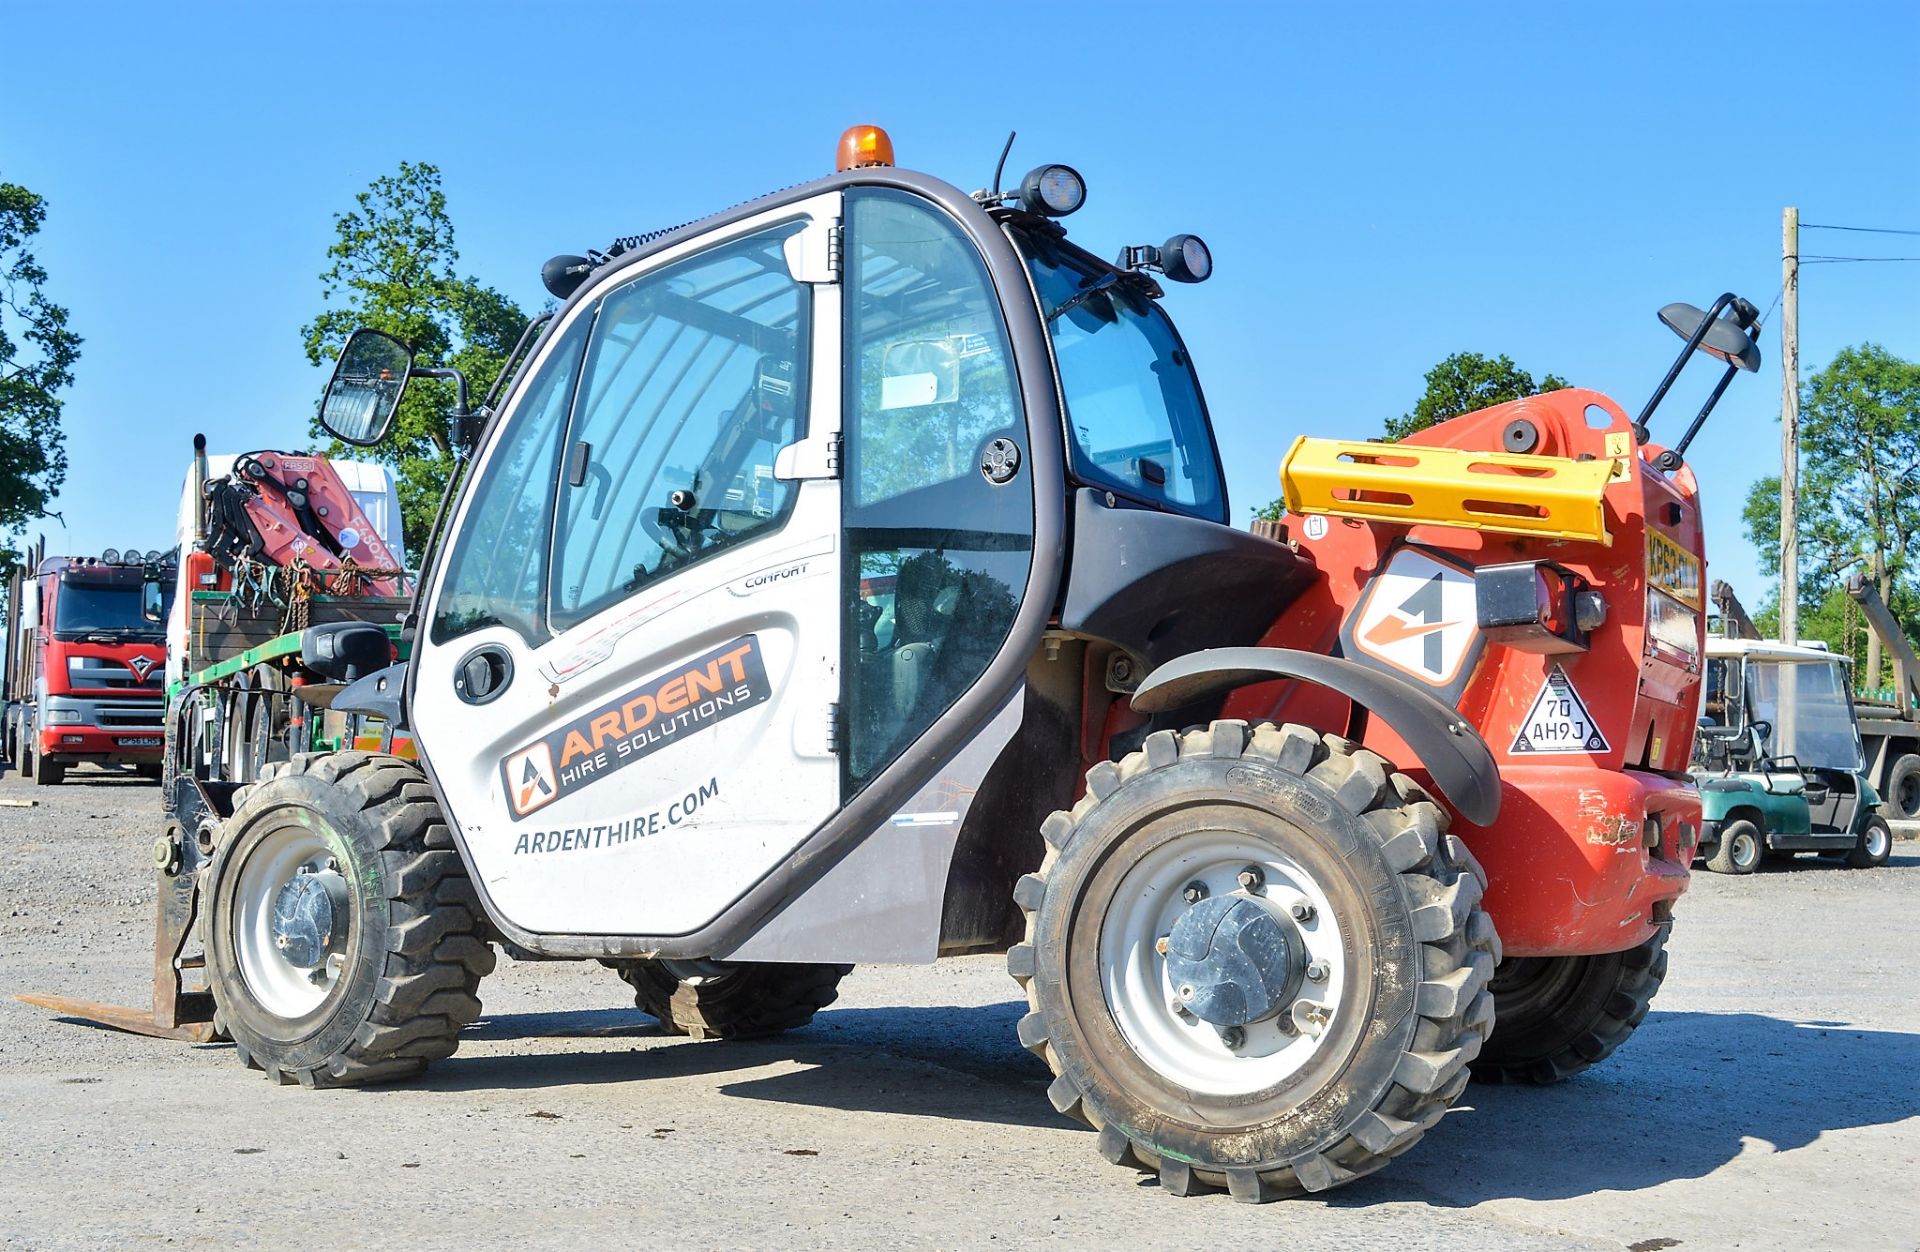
left=1, top=766, right=1915, bottom=1251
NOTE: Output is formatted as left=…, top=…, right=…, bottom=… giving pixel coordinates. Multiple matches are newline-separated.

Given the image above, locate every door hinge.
left=827, top=222, right=843, bottom=279
left=825, top=702, right=843, bottom=754
left=827, top=434, right=842, bottom=476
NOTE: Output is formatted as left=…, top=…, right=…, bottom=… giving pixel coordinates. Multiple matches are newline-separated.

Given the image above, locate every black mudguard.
left=331, top=661, right=408, bottom=727
left=1131, top=647, right=1501, bottom=826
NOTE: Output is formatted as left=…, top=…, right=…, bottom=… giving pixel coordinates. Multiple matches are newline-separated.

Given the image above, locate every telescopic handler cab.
left=25, top=126, right=1763, bottom=1202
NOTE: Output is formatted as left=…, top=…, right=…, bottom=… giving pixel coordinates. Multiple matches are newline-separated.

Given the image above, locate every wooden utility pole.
left=1780, top=206, right=1800, bottom=644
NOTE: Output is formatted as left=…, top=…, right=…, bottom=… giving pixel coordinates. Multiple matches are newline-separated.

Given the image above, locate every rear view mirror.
left=141, top=575, right=164, bottom=624
left=321, top=329, right=413, bottom=445
left=879, top=339, right=960, bottom=410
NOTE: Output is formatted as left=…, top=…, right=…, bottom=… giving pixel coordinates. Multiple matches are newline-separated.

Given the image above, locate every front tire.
left=205, top=751, right=495, bottom=1087
left=1846, top=815, right=1893, bottom=869
left=606, top=959, right=851, bottom=1039
left=1474, top=925, right=1669, bottom=1084
left=1012, top=721, right=1499, bottom=1201
left=1703, top=818, right=1762, bottom=874
left=31, top=750, right=63, bottom=786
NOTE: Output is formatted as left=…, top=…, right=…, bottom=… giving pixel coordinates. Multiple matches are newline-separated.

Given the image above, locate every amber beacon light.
left=837, top=125, right=895, bottom=171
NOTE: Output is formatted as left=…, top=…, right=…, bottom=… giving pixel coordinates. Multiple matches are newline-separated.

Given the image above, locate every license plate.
left=119, top=737, right=162, bottom=748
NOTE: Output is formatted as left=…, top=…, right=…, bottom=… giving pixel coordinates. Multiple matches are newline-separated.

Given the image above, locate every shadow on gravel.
left=444, top=1004, right=1920, bottom=1188
left=1338, top=1010, right=1920, bottom=1206
left=433, top=1000, right=1062, bottom=1129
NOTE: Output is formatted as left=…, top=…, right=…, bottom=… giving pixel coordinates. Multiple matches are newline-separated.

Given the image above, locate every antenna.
left=991, top=131, right=1017, bottom=199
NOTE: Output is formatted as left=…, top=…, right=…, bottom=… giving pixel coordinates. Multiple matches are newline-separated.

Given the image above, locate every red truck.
left=4, top=539, right=177, bottom=785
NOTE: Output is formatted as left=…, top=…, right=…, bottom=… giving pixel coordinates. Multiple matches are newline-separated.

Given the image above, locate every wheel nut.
left=1154, top=935, right=1170, bottom=956
left=1289, top=901, right=1315, bottom=922
left=1177, top=984, right=1195, bottom=1001
left=1181, top=881, right=1208, bottom=905
left=1219, top=1026, right=1245, bottom=1049
left=1306, top=960, right=1329, bottom=982
left=1236, top=866, right=1265, bottom=893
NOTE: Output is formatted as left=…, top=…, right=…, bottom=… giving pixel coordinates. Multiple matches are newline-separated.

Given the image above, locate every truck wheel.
left=1011, top=721, right=1498, bottom=1201
left=1473, top=926, right=1668, bottom=1084
left=31, top=750, right=63, bottom=786
left=1703, top=818, right=1762, bottom=874
left=205, top=751, right=495, bottom=1087
left=1845, top=815, right=1893, bottom=869
left=606, top=959, right=851, bottom=1039
left=1882, top=754, right=1920, bottom=821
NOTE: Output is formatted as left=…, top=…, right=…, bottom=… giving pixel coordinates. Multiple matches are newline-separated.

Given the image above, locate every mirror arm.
left=1633, top=292, right=1737, bottom=445
left=408, top=366, right=470, bottom=419
left=1655, top=361, right=1740, bottom=472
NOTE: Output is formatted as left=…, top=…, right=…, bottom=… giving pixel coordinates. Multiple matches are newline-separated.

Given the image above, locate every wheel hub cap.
left=270, top=869, right=347, bottom=969
left=1164, top=895, right=1300, bottom=1027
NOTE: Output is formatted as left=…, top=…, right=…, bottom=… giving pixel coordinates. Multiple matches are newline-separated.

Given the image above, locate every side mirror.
left=320, top=329, right=413, bottom=446
left=141, top=575, right=164, bottom=624
left=1658, top=303, right=1762, bottom=374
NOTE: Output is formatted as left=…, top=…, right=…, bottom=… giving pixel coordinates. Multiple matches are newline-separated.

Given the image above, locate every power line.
left=1803, top=223, right=1920, bottom=237
left=1801, top=255, right=1920, bottom=264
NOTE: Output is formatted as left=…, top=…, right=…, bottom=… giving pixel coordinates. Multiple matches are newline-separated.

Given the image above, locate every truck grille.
left=67, top=656, right=163, bottom=689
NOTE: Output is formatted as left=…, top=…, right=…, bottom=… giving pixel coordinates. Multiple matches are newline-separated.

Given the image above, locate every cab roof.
left=1705, top=637, right=1847, bottom=664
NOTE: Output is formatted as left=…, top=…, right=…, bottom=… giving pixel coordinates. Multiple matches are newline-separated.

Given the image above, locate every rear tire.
left=1881, top=754, right=1920, bottom=822
left=1012, top=721, right=1499, bottom=1201
left=1846, top=815, right=1893, bottom=869
left=607, top=959, right=850, bottom=1039
left=1474, top=925, right=1669, bottom=1084
left=206, top=751, right=495, bottom=1087
left=1703, top=818, right=1762, bottom=874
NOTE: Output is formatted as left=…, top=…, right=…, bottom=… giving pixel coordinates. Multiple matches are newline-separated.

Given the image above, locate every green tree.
left=1387, top=351, right=1569, bottom=441
left=302, top=162, right=527, bottom=553
left=1742, top=344, right=1920, bottom=690
left=0, top=180, right=80, bottom=556
left=1252, top=350, right=1567, bottom=522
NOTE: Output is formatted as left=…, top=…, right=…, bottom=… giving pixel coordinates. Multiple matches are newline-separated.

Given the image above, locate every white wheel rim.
left=1097, top=829, right=1346, bottom=1097
left=1732, top=829, right=1760, bottom=869
left=1866, top=824, right=1890, bottom=859
left=232, top=824, right=350, bottom=1018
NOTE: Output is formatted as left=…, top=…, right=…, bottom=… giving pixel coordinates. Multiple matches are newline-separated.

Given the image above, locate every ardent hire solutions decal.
left=501, top=636, right=770, bottom=819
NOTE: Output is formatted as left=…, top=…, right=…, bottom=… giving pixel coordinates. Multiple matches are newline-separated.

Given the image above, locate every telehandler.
left=25, top=125, right=1762, bottom=1201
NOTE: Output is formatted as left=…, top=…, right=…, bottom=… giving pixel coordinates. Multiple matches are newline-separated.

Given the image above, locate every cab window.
left=1019, top=234, right=1226, bottom=522
left=842, top=190, right=1032, bottom=791
left=430, top=312, right=591, bottom=646
left=549, top=224, right=809, bottom=631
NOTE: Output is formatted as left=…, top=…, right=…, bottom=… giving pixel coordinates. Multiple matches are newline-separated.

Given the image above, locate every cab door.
left=409, top=194, right=846, bottom=937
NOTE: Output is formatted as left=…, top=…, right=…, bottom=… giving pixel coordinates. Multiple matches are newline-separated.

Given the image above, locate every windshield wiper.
left=1045, top=271, right=1118, bottom=325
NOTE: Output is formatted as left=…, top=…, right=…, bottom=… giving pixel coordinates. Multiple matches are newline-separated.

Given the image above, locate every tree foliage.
left=1253, top=350, right=1567, bottom=521
left=302, top=162, right=527, bottom=553
left=1386, top=351, right=1569, bottom=442
left=0, top=180, right=80, bottom=554
left=1742, top=344, right=1920, bottom=688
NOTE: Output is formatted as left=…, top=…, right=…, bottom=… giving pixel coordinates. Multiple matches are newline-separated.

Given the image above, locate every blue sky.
left=4, top=1, right=1915, bottom=610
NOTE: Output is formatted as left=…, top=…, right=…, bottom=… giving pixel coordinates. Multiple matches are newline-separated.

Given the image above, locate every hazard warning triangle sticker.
left=1511, top=666, right=1610, bottom=754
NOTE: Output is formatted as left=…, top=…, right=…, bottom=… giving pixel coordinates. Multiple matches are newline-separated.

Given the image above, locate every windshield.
left=1017, top=233, right=1226, bottom=521
left=1748, top=658, right=1862, bottom=770
left=54, top=578, right=171, bottom=638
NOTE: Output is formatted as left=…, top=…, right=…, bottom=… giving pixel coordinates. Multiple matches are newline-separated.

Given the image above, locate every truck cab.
left=1693, top=637, right=1890, bottom=871
left=5, top=550, right=177, bottom=784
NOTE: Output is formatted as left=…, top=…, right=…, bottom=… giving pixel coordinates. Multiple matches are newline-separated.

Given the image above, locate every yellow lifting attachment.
left=1278, top=436, right=1615, bottom=544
